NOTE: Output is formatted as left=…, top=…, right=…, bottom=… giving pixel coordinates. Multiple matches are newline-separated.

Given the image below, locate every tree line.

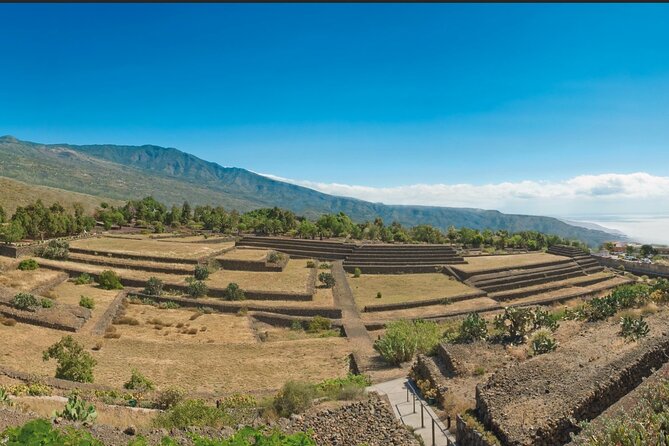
left=0, top=196, right=588, bottom=251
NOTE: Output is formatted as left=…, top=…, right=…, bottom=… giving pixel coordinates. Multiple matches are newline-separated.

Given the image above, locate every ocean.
left=568, top=215, right=669, bottom=246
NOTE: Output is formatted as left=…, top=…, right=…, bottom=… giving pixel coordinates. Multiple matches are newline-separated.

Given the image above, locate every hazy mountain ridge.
left=0, top=135, right=620, bottom=246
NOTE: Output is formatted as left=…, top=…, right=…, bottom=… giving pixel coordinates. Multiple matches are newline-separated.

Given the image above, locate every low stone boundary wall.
left=28, top=272, right=70, bottom=296
left=363, top=290, right=487, bottom=313
left=250, top=311, right=343, bottom=330
left=456, top=414, right=498, bottom=446
left=67, top=247, right=206, bottom=264
left=91, top=290, right=130, bottom=336
left=0, top=233, right=98, bottom=258
left=0, top=366, right=117, bottom=393
left=344, top=264, right=463, bottom=274
left=218, top=256, right=287, bottom=272
left=129, top=293, right=343, bottom=318
left=436, top=344, right=466, bottom=376
left=453, top=258, right=573, bottom=280
left=411, top=354, right=449, bottom=408
left=67, top=254, right=195, bottom=275
left=596, top=256, right=669, bottom=278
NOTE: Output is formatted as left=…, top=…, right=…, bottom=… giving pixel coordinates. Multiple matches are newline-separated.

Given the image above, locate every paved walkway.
left=331, top=261, right=378, bottom=370
left=369, top=378, right=456, bottom=446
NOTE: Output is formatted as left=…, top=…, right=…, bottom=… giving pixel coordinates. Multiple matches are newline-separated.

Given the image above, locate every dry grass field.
left=49, top=281, right=121, bottom=332
left=454, top=252, right=565, bottom=274
left=220, top=247, right=270, bottom=261
left=349, top=272, right=480, bottom=309
left=360, top=296, right=501, bottom=321
left=12, top=397, right=157, bottom=428
left=208, top=259, right=312, bottom=292
left=0, top=311, right=351, bottom=395
left=70, top=237, right=233, bottom=259
left=0, top=268, right=65, bottom=292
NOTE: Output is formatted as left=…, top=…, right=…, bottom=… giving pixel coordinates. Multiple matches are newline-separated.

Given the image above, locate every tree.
left=0, top=220, right=24, bottom=243
left=180, top=201, right=192, bottom=224
left=43, top=336, right=96, bottom=382
left=640, top=244, right=656, bottom=258
left=0, top=205, right=5, bottom=224
left=626, top=245, right=637, bottom=256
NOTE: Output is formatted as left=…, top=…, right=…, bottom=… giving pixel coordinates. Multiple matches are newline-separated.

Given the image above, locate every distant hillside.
left=0, top=135, right=619, bottom=246
left=0, top=176, right=121, bottom=215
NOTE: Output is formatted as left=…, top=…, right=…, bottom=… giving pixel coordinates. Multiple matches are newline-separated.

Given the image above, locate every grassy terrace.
left=219, top=247, right=271, bottom=261
left=454, top=252, right=566, bottom=274
left=0, top=311, right=351, bottom=394
left=0, top=268, right=65, bottom=292
left=208, top=258, right=313, bottom=293
left=70, top=236, right=234, bottom=259
left=349, top=272, right=480, bottom=309
left=360, top=296, right=501, bottom=321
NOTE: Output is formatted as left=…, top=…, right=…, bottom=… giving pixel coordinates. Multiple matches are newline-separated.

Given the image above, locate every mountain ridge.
left=0, top=135, right=622, bottom=246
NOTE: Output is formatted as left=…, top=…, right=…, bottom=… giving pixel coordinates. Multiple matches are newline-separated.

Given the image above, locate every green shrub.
left=158, top=301, right=180, bottom=310
left=0, top=388, right=11, bottom=406
left=11, top=293, right=39, bottom=311
left=55, top=395, right=98, bottom=424
left=374, top=320, right=441, bottom=365
left=42, top=335, right=96, bottom=383
left=318, top=263, right=332, bottom=270
left=74, top=273, right=93, bottom=285
left=290, top=320, right=303, bottom=331
left=97, top=270, right=123, bottom=290
left=318, top=272, right=335, bottom=288
left=493, top=307, right=537, bottom=342
left=223, top=282, right=245, bottom=301
left=353, top=267, right=361, bottom=278
left=458, top=313, right=488, bottom=343
left=143, top=277, right=164, bottom=296
left=40, top=298, right=54, bottom=309
left=267, top=251, right=285, bottom=264
left=316, top=374, right=371, bottom=400
left=620, top=315, right=650, bottom=341
left=154, top=387, right=185, bottom=410
left=38, top=239, right=69, bottom=260
left=306, top=260, right=316, bottom=268
left=273, top=381, right=316, bottom=417
left=17, top=258, right=38, bottom=271
left=1, top=419, right=102, bottom=445
left=153, top=399, right=230, bottom=429
left=79, top=295, right=95, bottom=309
left=376, top=291, right=382, bottom=299
left=194, top=264, right=210, bottom=281
left=185, top=277, right=207, bottom=298
left=307, top=316, right=331, bottom=332
left=529, top=330, right=558, bottom=356
left=124, top=369, right=155, bottom=395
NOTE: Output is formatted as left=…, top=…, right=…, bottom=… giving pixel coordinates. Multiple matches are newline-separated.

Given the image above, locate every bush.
left=353, top=267, right=361, bottom=278
left=318, top=263, right=331, bottom=269
left=306, top=260, right=316, bottom=268
left=493, top=307, right=537, bottom=343
left=17, top=258, right=39, bottom=271
left=290, top=320, right=303, bottom=331
left=155, top=387, right=185, bottom=410
left=307, top=316, right=331, bottom=332
left=1, top=419, right=102, bottom=445
left=124, top=369, right=155, bottom=396
left=56, top=395, right=98, bottom=424
left=318, top=272, right=335, bottom=288
left=316, top=374, right=371, bottom=400
left=1, top=317, right=16, bottom=326
left=530, top=330, right=558, bottom=356
left=79, top=295, right=95, bottom=309
left=376, top=291, right=382, bottom=299
left=40, top=298, right=54, bottom=309
left=143, top=277, right=164, bottom=296
left=273, top=381, right=316, bottom=417
left=194, top=264, right=210, bottom=281
left=97, top=270, right=123, bottom=290
left=185, top=277, right=207, bottom=298
left=38, top=239, right=69, bottom=260
left=223, top=282, right=245, bottom=301
left=620, top=315, right=650, bottom=341
left=267, top=251, right=285, bottom=264
left=11, top=293, right=39, bottom=311
left=153, top=399, right=230, bottom=429
left=42, top=335, right=96, bottom=383
left=374, top=320, right=441, bottom=365
left=458, top=313, right=488, bottom=343
left=74, top=273, right=93, bottom=285
left=158, top=301, right=180, bottom=310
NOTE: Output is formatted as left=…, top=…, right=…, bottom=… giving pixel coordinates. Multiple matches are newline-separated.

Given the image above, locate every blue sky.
left=1, top=3, right=669, bottom=220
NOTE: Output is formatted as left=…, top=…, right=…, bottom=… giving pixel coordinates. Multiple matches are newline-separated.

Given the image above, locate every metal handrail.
left=403, top=379, right=456, bottom=446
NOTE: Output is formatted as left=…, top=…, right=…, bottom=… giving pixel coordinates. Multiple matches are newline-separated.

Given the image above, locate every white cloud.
left=258, top=172, right=669, bottom=216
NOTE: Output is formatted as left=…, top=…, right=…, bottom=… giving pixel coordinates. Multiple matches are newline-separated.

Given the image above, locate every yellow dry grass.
left=0, top=311, right=351, bottom=395
left=349, top=273, right=479, bottom=309
left=50, top=281, right=120, bottom=332
left=208, top=259, right=312, bottom=293
left=12, top=397, right=157, bottom=428
left=220, top=248, right=269, bottom=261
left=360, top=296, right=501, bottom=321
left=70, top=237, right=233, bottom=259
left=0, top=269, right=65, bottom=292
left=455, top=252, right=565, bottom=273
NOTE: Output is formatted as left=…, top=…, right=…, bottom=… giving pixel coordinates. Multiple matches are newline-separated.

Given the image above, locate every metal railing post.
left=412, top=393, right=416, bottom=413
left=421, top=403, right=424, bottom=428
left=432, top=419, right=436, bottom=446
left=406, top=386, right=409, bottom=402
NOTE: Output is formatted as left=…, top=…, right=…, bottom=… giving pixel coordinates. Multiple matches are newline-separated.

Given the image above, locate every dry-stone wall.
left=286, top=395, right=420, bottom=446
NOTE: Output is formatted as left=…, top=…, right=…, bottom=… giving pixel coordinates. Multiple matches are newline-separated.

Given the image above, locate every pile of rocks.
left=287, top=395, right=420, bottom=446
